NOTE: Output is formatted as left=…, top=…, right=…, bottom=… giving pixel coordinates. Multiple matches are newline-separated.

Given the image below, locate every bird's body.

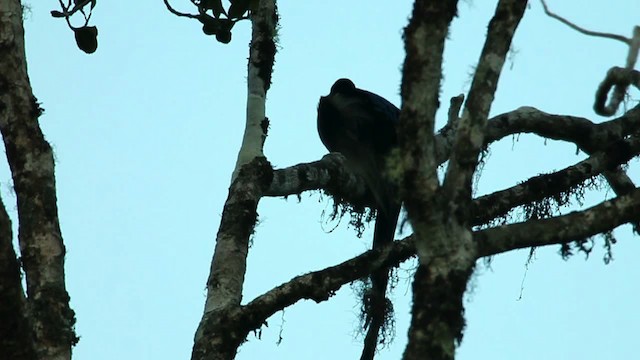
left=317, top=79, right=400, bottom=219
left=317, top=78, right=401, bottom=360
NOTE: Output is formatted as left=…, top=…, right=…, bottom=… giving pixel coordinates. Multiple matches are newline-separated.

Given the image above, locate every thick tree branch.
left=231, top=0, right=277, bottom=181
left=399, top=1, right=473, bottom=359
left=236, top=238, right=416, bottom=332
left=404, top=3, right=528, bottom=359
left=440, top=105, right=640, bottom=222
left=265, top=104, right=640, bottom=231
left=0, top=2, right=76, bottom=359
left=477, top=187, right=640, bottom=257
left=264, top=130, right=640, bottom=230
left=264, top=153, right=369, bottom=202
left=192, top=158, right=272, bottom=360
left=0, top=193, right=36, bottom=359
left=443, top=0, right=527, bottom=210
left=481, top=106, right=640, bottom=216
left=191, top=1, right=278, bottom=359
left=213, top=182, right=640, bottom=346
left=435, top=103, right=640, bottom=165
left=398, top=0, right=456, bottom=220
left=239, top=180, right=640, bottom=319
left=473, top=135, right=640, bottom=225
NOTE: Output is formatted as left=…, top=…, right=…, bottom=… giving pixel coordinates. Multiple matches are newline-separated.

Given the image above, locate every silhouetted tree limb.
left=191, top=0, right=278, bottom=359
left=202, top=181, right=640, bottom=345
left=472, top=135, right=640, bottom=225
left=477, top=187, right=640, bottom=257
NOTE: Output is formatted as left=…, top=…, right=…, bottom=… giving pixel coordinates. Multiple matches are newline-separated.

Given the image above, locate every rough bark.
left=192, top=157, right=273, bottom=360
left=402, top=1, right=528, bottom=359
left=0, top=193, right=37, bottom=359
left=0, top=2, right=76, bottom=359
left=231, top=0, right=277, bottom=181
left=226, top=180, right=640, bottom=329
left=191, top=1, right=278, bottom=359
left=477, top=187, right=640, bottom=256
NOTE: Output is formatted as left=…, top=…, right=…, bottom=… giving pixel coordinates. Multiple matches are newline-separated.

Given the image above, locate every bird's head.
left=330, top=78, right=356, bottom=95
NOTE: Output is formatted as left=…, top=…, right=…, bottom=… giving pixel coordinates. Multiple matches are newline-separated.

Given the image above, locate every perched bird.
left=317, top=78, right=401, bottom=360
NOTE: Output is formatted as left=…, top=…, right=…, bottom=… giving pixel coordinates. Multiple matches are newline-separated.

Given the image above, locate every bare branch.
left=540, top=0, right=630, bottom=44
left=163, top=0, right=199, bottom=19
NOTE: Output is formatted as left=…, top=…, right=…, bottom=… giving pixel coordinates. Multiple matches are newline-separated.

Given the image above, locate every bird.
left=317, top=78, right=401, bottom=360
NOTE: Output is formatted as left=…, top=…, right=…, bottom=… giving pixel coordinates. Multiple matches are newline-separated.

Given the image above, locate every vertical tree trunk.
left=0, top=1, right=76, bottom=359
left=0, top=195, right=37, bottom=360
left=403, top=262, right=474, bottom=360
left=192, top=1, right=278, bottom=359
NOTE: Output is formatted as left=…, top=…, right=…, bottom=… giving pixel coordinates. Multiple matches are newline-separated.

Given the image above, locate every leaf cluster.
left=50, top=0, right=99, bottom=54
left=192, top=0, right=258, bottom=44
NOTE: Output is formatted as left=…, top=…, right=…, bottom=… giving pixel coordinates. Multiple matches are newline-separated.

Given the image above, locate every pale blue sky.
left=7, top=1, right=639, bottom=359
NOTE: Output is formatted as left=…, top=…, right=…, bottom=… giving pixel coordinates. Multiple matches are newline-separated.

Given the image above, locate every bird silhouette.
left=317, top=78, right=401, bottom=360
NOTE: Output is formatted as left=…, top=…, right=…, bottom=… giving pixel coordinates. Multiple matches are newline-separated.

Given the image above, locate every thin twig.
left=540, top=0, right=630, bottom=44
left=541, top=1, right=640, bottom=116
left=163, top=0, right=199, bottom=19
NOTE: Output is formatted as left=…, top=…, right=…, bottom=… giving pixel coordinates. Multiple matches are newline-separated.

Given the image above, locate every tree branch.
left=540, top=0, right=631, bottom=44
left=398, top=0, right=456, bottom=224
left=0, top=193, right=37, bottom=359
left=540, top=1, right=640, bottom=116
left=481, top=106, right=640, bottom=216
left=0, top=2, right=76, bottom=359
left=215, top=183, right=640, bottom=342
left=594, top=66, right=640, bottom=116
left=264, top=104, right=640, bottom=230
left=191, top=1, right=278, bottom=359
left=236, top=238, right=417, bottom=332
left=442, top=0, right=528, bottom=209
left=230, top=0, right=277, bottom=181
left=477, top=187, right=640, bottom=257
left=163, top=0, right=199, bottom=19
left=472, top=135, right=640, bottom=225
left=264, top=153, right=368, bottom=201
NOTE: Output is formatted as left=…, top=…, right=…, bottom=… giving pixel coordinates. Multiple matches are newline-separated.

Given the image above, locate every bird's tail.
left=360, top=204, right=400, bottom=360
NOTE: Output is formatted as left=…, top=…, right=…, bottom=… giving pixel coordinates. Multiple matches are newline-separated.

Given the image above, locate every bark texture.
left=0, top=194, right=36, bottom=360
left=192, top=1, right=278, bottom=359
left=0, top=2, right=76, bottom=360
left=401, top=1, right=528, bottom=359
